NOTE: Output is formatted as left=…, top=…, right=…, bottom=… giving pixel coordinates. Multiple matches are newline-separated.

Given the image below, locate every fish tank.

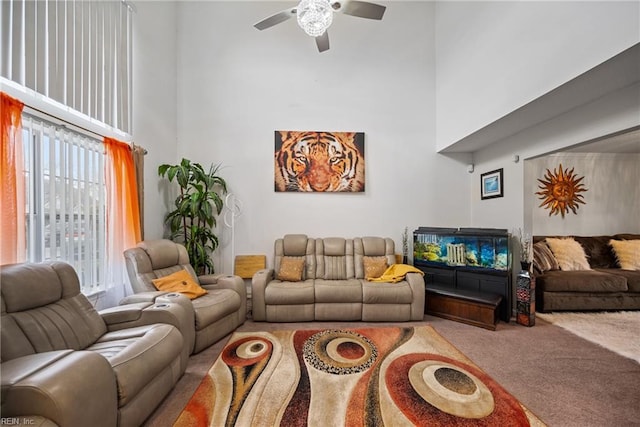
left=413, top=227, right=510, bottom=272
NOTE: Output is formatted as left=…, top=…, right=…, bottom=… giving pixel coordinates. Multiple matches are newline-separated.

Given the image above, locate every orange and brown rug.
left=174, top=326, right=545, bottom=426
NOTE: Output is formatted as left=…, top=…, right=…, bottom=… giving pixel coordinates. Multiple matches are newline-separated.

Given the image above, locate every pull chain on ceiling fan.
left=254, top=0, right=386, bottom=53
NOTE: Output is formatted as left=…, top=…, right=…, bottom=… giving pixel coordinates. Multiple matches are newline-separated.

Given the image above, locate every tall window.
left=1, top=0, right=133, bottom=133
left=22, top=113, right=107, bottom=295
left=2, top=0, right=138, bottom=304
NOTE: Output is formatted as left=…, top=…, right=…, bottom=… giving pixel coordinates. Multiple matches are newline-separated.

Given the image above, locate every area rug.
left=174, top=326, right=545, bottom=426
left=537, top=311, right=640, bottom=363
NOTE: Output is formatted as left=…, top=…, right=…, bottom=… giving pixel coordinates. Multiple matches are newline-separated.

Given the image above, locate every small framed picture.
left=480, top=168, right=504, bottom=200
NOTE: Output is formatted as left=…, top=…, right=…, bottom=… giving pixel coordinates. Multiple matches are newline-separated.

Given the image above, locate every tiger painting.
left=274, top=131, right=365, bottom=192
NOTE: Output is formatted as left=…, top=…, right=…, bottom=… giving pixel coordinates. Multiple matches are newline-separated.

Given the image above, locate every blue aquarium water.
left=413, top=227, right=509, bottom=271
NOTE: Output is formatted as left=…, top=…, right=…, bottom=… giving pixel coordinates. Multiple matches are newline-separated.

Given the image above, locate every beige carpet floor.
left=537, top=311, right=640, bottom=363
left=144, top=314, right=640, bottom=427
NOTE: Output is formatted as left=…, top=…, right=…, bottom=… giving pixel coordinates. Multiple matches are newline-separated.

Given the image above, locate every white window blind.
left=22, top=113, right=107, bottom=295
left=1, top=0, right=133, bottom=134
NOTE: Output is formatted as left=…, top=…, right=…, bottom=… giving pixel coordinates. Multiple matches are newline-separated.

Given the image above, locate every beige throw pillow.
left=277, top=256, right=305, bottom=281
left=545, top=237, right=591, bottom=271
left=609, top=239, right=640, bottom=270
left=363, top=256, right=388, bottom=279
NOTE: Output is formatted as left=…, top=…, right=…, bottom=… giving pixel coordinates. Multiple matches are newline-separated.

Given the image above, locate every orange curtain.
left=104, top=137, right=142, bottom=264
left=1, top=92, right=25, bottom=265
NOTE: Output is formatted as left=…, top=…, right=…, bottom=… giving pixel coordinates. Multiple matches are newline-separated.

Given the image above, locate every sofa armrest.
left=100, top=300, right=193, bottom=336
left=1, top=351, right=117, bottom=427
left=201, top=274, right=247, bottom=324
left=100, top=299, right=195, bottom=364
left=251, top=269, right=274, bottom=321
left=197, top=273, right=225, bottom=285
left=405, top=272, right=426, bottom=320
left=99, top=302, right=152, bottom=324
left=119, top=290, right=169, bottom=305
left=201, top=275, right=245, bottom=296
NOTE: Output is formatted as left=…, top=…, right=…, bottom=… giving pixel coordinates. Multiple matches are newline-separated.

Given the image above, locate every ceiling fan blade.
left=315, top=32, right=330, bottom=53
left=337, top=0, right=386, bottom=20
left=254, top=8, right=296, bottom=31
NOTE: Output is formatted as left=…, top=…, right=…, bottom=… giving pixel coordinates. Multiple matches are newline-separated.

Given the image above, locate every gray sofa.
left=533, top=234, right=640, bottom=312
left=123, top=239, right=247, bottom=353
left=1, top=262, right=189, bottom=427
left=252, top=235, right=425, bottom=322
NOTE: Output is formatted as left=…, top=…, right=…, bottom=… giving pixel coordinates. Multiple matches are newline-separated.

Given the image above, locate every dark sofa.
left=533, top=234, right=640, bottom=312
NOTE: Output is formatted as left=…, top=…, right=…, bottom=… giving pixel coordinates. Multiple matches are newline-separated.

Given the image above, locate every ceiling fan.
left=254, top=0, right=386, bottom=53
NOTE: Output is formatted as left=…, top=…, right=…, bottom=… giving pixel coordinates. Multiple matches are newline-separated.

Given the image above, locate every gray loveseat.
left=1, top=262, right=189, bottom=427
left=252, top=235, right=425, bottom=322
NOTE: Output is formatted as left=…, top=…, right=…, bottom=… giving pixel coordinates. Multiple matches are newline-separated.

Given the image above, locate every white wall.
left=435, top=1, right=640, bottom=150
left=132, top=1, right=179, bottom=239
left=470, top=82, right=640, bottom=236
left=132, top=1, right=639, bottom=277
left=155, top=1, right=470, bottom=274
left=526, top=153, right=640, bottom=236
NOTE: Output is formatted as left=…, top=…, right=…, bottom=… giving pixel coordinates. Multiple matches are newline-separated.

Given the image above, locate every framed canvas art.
left=274, top=131, right=365, bottom=192
left=481, top=168, right=504, bottom=200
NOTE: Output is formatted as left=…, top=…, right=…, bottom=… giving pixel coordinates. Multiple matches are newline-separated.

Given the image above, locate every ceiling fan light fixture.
left=296, top=0, right=333, bottom=37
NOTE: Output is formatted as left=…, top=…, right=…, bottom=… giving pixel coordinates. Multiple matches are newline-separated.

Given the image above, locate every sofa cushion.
left=314, top=279, right=362, bottom=303
left=362, top=281, right=414, bottom=304
left=282, top=234, right=310, bottom=256
left=265, top=280, right=315, bottom=305
left=536, top=270, right=628, bottom=293
left=276, top=256, right=305, bottom=281
left=533, top=241, right=559, bottom=274
left=139, top=239, right=187, bottom=270
left=599, top=269, right=640, bottom=292
left=88, top=324, right=182, bottom=407
left=322, top=237, right=348, bottom=256
left=545, top=238, right=591, bottom=271
left=363, top=256, right=388, bottom=279
left=609, top=239, right=640, bottom=270
left=1, top=263, right=64, bottom=312
left=152, top=270, right=207, bottom=299
left=192, top=290, right=242, bottom=330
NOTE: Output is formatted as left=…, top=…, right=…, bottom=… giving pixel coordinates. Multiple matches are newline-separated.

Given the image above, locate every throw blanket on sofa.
left=368, top=264, right=424, bottom=283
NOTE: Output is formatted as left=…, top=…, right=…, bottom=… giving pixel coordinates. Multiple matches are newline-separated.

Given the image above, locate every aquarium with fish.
left=413, top=227, right=510, bottom=272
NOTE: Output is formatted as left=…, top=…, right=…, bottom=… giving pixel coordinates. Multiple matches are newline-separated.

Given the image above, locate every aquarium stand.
left=413, top=227, right=512, bottom=322
left=425, top=285, right=502, bottom=331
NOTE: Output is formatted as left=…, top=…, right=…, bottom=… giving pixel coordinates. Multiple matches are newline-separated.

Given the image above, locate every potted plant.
left=158, top=158, right=227, bottom=274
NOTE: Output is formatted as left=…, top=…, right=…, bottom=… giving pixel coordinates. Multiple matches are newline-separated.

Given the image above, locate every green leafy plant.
left=158, top=158, right=227, bottom=274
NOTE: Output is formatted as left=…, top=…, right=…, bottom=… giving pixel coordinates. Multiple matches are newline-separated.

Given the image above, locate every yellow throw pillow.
left=277, top=256, right=305, bottom=282
left=364, top=256, right=388, bottom=279
left=545, top=237, right=591, bottom=271
left=151, top=270, right=208, bottom=300
left=609, top=239, right=640, bottom=270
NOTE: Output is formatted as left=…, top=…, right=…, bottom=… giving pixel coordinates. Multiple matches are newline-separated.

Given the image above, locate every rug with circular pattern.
left=174, top=326, right=545, bottom=426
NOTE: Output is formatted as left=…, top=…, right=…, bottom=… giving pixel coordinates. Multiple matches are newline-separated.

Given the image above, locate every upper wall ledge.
left=438, top=43, right=640, bottom=154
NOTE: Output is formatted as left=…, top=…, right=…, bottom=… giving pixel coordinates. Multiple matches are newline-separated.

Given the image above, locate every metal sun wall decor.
left=274, top=131, right=365, bottom=192
left=536, top=163, right=588, bottom=218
